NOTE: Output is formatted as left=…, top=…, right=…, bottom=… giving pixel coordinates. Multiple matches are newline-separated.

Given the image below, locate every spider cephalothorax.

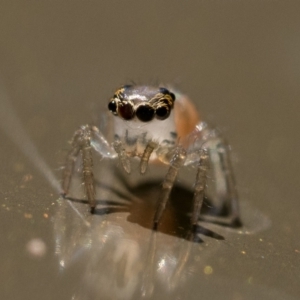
left=108, top=85, right=175, bottom=122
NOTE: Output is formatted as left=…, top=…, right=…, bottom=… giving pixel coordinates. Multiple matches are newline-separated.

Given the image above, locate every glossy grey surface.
left=0, top=1, right=299, bottom=300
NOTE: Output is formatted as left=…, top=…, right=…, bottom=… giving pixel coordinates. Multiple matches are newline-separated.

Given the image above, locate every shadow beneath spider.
left=66, top=179, right=241, bottom=243
left=124, top=181, right=226, bottom=243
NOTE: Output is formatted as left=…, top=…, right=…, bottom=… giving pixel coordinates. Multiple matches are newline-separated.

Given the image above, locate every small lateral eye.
left=159, top=87, right=170, bottom=94
left=159, top=87, right=176, bottom=101
left=123, top=84, right=133, bottom=90
left=108, top=100, right=117, bottom=114
left=118, top=101, right=135, bottom=120
left=156, top=106, right=170, bottom=120
left=136, top=104, right=155, bottom=122
left=169, top=92, right=175, bottom=101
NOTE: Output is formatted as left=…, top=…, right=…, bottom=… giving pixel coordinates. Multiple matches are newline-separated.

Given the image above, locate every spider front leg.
left=62, top=125, right=115, bottom=212
left=153, top=146, right=187, bottom=229
left=153, top=147, right=210, bottom=232
left=191, top=148, right=209, bottom=231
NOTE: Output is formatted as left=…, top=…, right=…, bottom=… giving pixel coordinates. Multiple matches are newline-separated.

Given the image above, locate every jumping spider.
left=62, top=85, right=240, bottom=231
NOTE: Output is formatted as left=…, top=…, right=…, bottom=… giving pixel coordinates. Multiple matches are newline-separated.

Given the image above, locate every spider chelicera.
left=62, top=85, right=240, bottom=231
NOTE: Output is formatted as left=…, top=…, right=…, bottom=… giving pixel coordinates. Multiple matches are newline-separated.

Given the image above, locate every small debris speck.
left=22, top=174, right=33, bottom=183
left=204, top=266, right=213, bottom=275
left=247, top=277, right=253, bottom=284
left=26, top=238, right=47, bottom=257
left=43, top=213, right=49, bottom=219
left=24, top=213, right=33, bottom=219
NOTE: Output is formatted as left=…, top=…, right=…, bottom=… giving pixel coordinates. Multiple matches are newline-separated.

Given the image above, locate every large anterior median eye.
left=136, top=104, right=155, bottom=122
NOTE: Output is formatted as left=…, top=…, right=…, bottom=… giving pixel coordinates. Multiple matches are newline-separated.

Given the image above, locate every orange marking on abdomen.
left=174, top=95, right=200, bottom=139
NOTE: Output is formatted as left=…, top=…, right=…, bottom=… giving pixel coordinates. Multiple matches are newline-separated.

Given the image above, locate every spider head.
left=108, top=85, right=175, bottom=122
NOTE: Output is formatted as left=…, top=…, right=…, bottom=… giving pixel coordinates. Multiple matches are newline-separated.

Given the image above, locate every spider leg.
left=140, top=141, right=157, bottom=174
left=186, top=122, right=241, bottom=227
left=113, top=140, right=131, bottom=174
left=62, top=125, right=116, bottom=213
left=61, top=143, right=80, bottom=198
left=153, top=146, right=186, bottom=229
left=191, top=149, right=209, bottom=231
left=222, top=143, right=240, bottom=222
left=199, top=142, right=240, bottom=226
left=81, top=129, right=96, bottom=212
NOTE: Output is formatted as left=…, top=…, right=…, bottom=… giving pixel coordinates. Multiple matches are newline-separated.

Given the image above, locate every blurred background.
left=0, top=1, right=299, bottom=300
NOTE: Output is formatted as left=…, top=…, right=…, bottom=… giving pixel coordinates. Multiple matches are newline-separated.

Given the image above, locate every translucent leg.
left=140, top=141, right=157, bottom=174
left=62, top=145, right=80, bottom=197
left=61, top=125, right=107, bottom=212
left=191, top=149, right=209, bottom=230
left=153, top=146, right=186, bottom=229
left=81, top=139, right=96, bottom=212
left=113, top=140, right=131, bottom=174
left=185, top=122, right=241, bottom=227
left=200, top=142, right=240, bottom=226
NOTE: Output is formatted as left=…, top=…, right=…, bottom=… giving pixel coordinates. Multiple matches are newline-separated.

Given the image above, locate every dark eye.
left=136, top=104, right=155, bottom=122
left=156, top=106, right=170, bottom=120
left=118, top=102, right=135, bottom=120
left=108, top=100, right=117, bottom=114
left=169, top=92, right=175, bottom=101
left=159, top=87, right=175, bottom=101
left=159, top=87, right=170, bottom=94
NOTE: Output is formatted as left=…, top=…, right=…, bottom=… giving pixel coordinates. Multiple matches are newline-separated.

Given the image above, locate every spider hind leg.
left=153, top=146, right=187, bottom=229
left=186, top=123, right=241, bottom=228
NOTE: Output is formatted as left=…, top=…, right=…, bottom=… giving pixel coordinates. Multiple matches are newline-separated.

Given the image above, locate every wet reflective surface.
left=52, top=169, right=272, bottom=300
left=0, top=1, right=300, bottom=300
